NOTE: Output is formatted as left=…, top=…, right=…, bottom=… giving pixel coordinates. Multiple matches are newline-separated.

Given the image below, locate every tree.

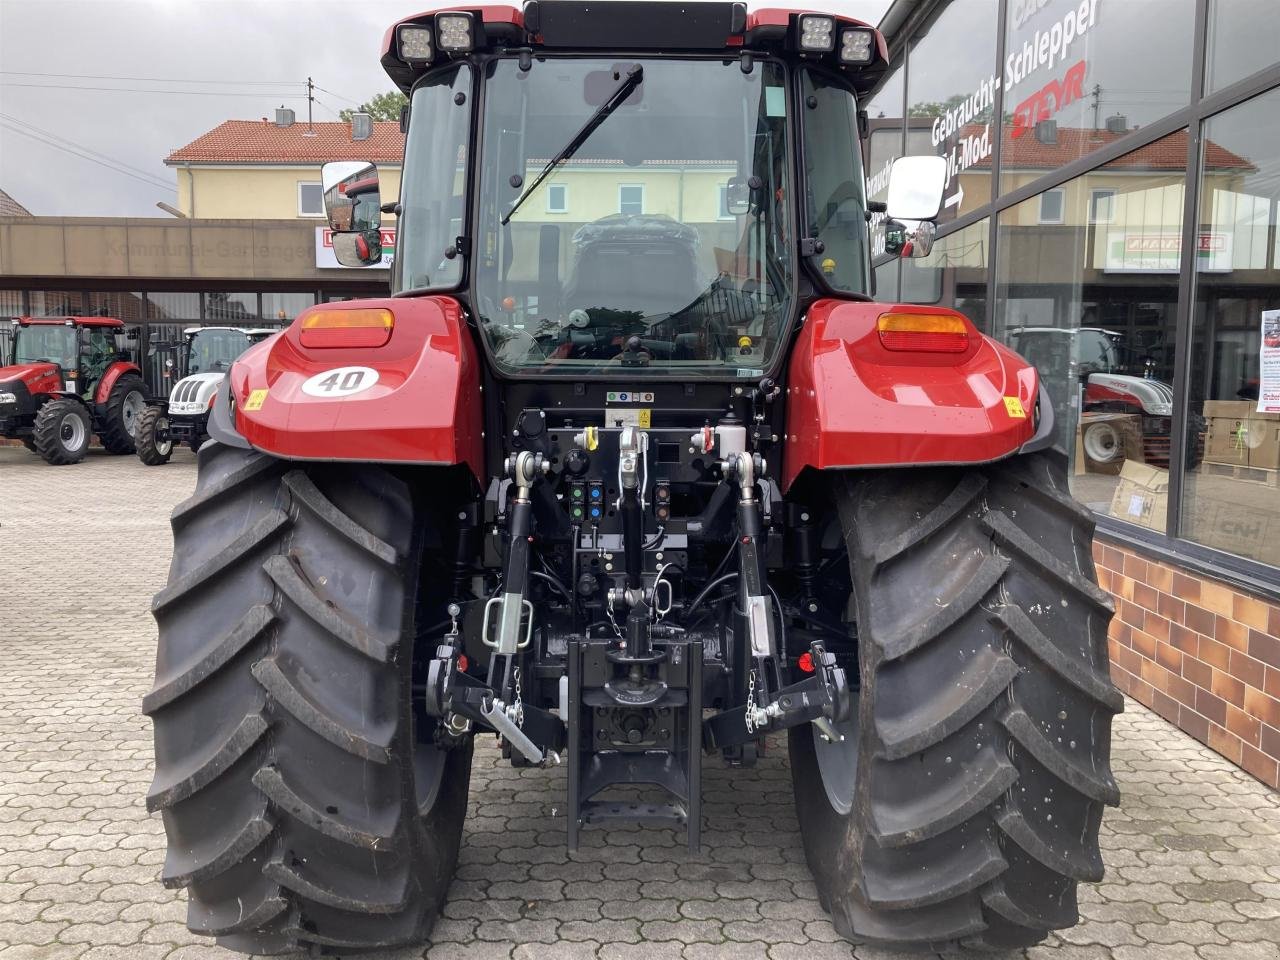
left=339, top=91, right=408, bottom=123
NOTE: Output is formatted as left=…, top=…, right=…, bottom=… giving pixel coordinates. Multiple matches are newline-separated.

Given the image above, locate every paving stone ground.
left=2, top=445, right=1279, bottom=960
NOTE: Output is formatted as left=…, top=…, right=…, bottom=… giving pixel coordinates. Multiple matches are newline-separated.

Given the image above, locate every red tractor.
left=145, top=3, right=1119, bottom=954
left=0, top=316, right=146, bottom=464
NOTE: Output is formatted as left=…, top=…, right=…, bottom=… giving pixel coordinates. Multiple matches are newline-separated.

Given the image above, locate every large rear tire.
left=145, top=442, right=473, bottom=954
left=135, top=406, right=173, bottom=465
left=790, top=450, right=1121, bottom=950
left=32, top=399, right=90, bottom=465
left=98, top=374, right=145, bottom=454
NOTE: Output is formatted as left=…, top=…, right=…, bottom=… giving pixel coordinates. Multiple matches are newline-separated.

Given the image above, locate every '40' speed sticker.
left=301, top=366, right=380, bottom=398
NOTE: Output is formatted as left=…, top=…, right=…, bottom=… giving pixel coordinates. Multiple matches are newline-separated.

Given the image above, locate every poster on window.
left=1260, top=309, right=1280, bottom=414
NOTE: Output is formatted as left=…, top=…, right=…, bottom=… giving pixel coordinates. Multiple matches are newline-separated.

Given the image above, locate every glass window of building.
left=86, top=291, right=144, bottom=321
left=1000, top=0, right=1195, bottom=194
left=1181, top=87, right=1280, bottom=566
left=146, top=292, right=200, bottom=321
left=994, top=130, right=1188, bottom=529
left=546, top=184, right=568, bottom=214
left=905, top=0, right=998, bottom=222
left=262, top=292, right=316, bottom=323
left=865, top=55, right=904, bottom=264
left=900, top=218, right=989, bottom=328
left=28, top=291, right=83, bottom=316
left=618, top=185, right=644, bottom=216
left=1205, top=0, right=1280, bottom=94
left=204, top=292, right=259, bottom=322
left=298, top=182, right=324, bottom=218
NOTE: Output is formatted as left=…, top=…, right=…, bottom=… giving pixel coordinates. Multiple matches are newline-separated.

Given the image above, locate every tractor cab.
left=11, top=317, right=131, bottom=397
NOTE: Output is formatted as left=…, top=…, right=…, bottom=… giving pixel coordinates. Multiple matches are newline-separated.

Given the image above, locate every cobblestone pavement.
left=2, top=445, right=1279, bottom=960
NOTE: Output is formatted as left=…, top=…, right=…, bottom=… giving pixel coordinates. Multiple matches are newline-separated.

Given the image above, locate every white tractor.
left=135, top=327, right=277, bottom=465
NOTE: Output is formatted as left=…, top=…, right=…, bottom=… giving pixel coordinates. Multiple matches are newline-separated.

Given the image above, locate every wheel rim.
left=813, top=711, right=859, bottom=816
left=59, top=412, right=86, bottom=451
left=155, top=417, right=173, bottom=456
left=1083, top=422, right=1119, bottom=463
left=122, top=390, right=145, bottom=439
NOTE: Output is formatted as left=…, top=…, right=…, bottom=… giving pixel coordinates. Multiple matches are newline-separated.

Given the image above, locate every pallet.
left=1200, top=460, right=1280, bottom=487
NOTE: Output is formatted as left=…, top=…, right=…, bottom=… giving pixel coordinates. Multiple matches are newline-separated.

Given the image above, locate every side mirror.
left=332, top=230, right=383, bottom=268
left=886, top=155, right=946, bottom=222
left=882, top=218, right=936, bottom=259
left=724, top=176, right=751, bottom=216
left=322, top=161, right=381, bottom=235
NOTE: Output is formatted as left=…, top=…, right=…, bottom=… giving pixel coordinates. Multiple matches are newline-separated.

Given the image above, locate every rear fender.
left=93, top=362, right=143, bottom=405
left=781, top=300, right=1039, bottom=492
left=223, top=296, right=483, bottom=482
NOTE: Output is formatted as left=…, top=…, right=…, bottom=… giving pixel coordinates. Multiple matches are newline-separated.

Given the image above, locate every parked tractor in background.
left=136, top=326, right=277, bottom=465
left=1007, top=325, right=1200, bottom=468
left=146, top=3, right=1119, bottom=954
left=0, top=316, right=144, bottom=464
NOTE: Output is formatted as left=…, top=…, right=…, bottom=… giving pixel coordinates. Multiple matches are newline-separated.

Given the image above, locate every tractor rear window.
left=472, top=57, right=795, bottom=377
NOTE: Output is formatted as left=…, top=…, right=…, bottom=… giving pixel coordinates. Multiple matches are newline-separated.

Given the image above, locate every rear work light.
left=877, top=313, right=970, bottom=354
left=436, top=13, right=474, bottom=52
left=798, top=14, right=835, bottom=52
left=299, top=308, right=394, bottom=348
left=840, top=28, right=875, bottom=64
left=398, top=24, right=434, bottom=64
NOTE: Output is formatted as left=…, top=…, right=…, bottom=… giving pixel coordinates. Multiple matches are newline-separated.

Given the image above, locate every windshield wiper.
left=501, top=65, right=643, bottom=226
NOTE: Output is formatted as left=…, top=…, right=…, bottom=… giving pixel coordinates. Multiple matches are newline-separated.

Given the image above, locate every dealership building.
left=874, top=0, right=1280, bottom=785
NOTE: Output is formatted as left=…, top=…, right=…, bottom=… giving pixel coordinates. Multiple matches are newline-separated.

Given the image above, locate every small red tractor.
left=0, top=316, right=145, bottom=464
left=146, top=3, right=1119, bottom=954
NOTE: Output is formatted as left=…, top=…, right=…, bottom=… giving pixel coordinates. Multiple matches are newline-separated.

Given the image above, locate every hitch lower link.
left=424, top=452, right=564, bottom=767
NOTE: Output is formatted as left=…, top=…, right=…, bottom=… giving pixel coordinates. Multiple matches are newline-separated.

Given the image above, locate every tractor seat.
left=565, top=225, right=702, bottom=317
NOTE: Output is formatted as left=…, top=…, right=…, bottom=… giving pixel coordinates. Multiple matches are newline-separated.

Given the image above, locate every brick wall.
left=1094, top=539, right=1280, bottom=789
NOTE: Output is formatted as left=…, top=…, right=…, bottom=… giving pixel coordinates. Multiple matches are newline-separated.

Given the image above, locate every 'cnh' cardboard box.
left=1109, top=460, right=1169, bottom=530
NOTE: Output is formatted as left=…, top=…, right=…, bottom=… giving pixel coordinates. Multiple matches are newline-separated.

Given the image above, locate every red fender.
left=780, top=300, right=1038, bottom=492
left=227, top=296, right=484, bottom=483
left=94, top=361, right=144, bottom=405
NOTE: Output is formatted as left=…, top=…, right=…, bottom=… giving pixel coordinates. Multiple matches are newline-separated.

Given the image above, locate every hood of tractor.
left=168, top=371, right=224, bottom=416
left=0, top=362, right=62, bottom=393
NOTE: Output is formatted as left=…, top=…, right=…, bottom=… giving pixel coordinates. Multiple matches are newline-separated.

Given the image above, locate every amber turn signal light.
left=877, top=313, right=969, bottom=354
left=298, top=308, right=394, bottom=348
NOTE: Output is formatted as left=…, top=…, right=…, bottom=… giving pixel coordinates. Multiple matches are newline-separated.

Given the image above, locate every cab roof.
left=381, top=1, right=887, bottom=95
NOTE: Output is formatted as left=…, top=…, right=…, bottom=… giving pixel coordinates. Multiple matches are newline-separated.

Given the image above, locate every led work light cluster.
left=397, top=12, right=475, bottom=64
left=797, top=14, right=875, bottom=63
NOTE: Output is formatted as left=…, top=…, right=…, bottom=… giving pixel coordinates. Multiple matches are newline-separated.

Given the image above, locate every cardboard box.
left=1109, top=460, right=1169, bottom=531
left=1202, top=400, right=1256, bottom=419
left=1184, top=493, right=1280, bottom=566
left=1251, top=421, right=1280, bottom=470
left=1204, top=415, right=1251, bottom=466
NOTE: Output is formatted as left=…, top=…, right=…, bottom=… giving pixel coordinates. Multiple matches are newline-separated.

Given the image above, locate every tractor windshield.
left=187, top=329, right=251, bottom=374
left=14, top=325, right=76, bottom=370
left=471, top=57, right=794, bottom=377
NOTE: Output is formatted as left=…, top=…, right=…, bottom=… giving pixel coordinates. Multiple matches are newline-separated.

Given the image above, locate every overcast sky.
left=0, top=0, right=891, bottom=219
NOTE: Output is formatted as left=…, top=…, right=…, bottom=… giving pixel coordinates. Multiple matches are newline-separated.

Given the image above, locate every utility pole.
left=1091, top=83, right=1101, bottom=130
left=305, top=77, right=317, bottom=137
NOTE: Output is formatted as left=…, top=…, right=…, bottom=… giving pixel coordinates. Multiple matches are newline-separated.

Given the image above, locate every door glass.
left=1181, top=88, right=1280, bottom=566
